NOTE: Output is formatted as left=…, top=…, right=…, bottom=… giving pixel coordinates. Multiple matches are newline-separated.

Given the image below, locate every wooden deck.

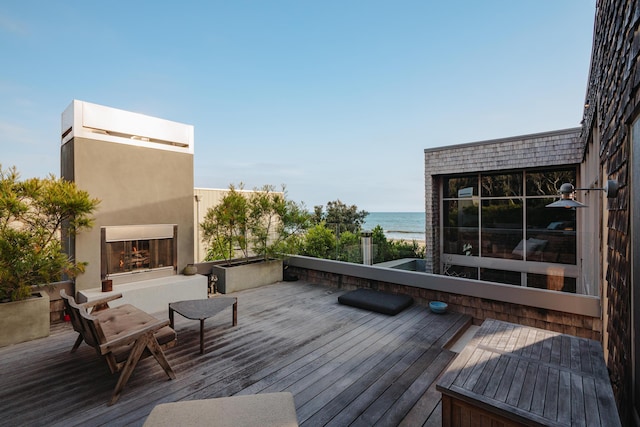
left=0, top=281, right=470, bottom=427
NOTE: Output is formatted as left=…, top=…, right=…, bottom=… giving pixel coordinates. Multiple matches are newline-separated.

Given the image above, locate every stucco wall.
left=62, top=136, right=194, bottom=292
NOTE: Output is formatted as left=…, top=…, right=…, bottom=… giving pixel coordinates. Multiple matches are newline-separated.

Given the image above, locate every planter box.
left=0, top=291, right=50, bottom=347
left=213, top=258, right=283, bottom=294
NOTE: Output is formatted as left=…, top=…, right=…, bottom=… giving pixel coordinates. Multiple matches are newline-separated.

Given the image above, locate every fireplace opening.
left=101, top=224, right=177, bottom=284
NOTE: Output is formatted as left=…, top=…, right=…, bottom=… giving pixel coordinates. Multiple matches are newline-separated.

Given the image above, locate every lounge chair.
left=60, top=290, right=177, bottom=405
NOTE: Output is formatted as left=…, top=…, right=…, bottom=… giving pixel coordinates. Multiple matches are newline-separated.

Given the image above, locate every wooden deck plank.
left=339, top=317, right=463, bottom=426
left=300, top=311, right=461, bottom=426
left=516, top=360, right=538, bottom=411
left=83, top=288, right=368, bottom=425
left=373, top=350, right=455, bottom=426
left=233, top=309, right=389, bottom=396
left=579, top=339, right=594, bottom=375
left=557, top=368, right=572, bottom=424
left=583, top=376, right=601, bottom=427
left=461, top=349, right=494, bottom=392
left=540, top=329, right=554, bottom=363
left=588, top=339, right=621, bottom=426
left=481, top=354, right=510, bottom=400
left=493, top=355, right=520, bottom=403
left=530, top=364, right=549, bottom=416
left=0, top=281, right=471, bottom=427
left=399, top=378, right=443, bottom=427
left=571, top=372, right=587, bottom=426
left=505, top=359, right=528, bottom=407
left=543, top=367, right=560, bottom=420
left=292, top=308, right=434, bottom=416
left=398, top=315, right=473, bottom=426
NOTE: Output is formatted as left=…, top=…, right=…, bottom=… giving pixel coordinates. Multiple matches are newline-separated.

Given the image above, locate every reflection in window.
left=526, top=170, right=576, bottom=196
left=526, top=198, right=576, bottom=264
left=527, top=273, right=576, bottom=293
left=443, top=264, right=478, bottom=279
left=440, top=167, right=579, bottom=292
left=443, top=175, right=478, bottom=198
left=481, top=199, right=523, bottom=259
left=443, top=199, right=479, bottom=256
left=481, top=173, right=522, bottom=197
left=480, top=268, right=521, bottom=286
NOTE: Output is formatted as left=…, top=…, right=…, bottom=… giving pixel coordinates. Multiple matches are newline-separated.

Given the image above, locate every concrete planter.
left=0, top=291, right=50, bottom=347
left=213, top=258, right=283, bottom=294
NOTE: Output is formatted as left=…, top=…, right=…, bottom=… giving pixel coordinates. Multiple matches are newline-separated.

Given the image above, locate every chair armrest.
left=82, top=293, right=123, bottom=311
left=99, top=319, right=172, bottom=355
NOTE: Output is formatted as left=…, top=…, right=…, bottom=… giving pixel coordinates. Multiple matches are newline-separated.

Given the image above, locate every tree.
left=201, top=184, right=249, bottom=263
left=312, top=199, right=368, bottom=234
left=371, top=225, right=424, bottom=263
left=337, top=230, right=361, bottom=263
left=201, top=184, right=310, bottom=263
left=302, top=223, right=337, bottom=259
left=371, top=225, right=391, bottom=263
left=0, top=166, right=99, bottom=301
left=247, top=185, right=310, bottom=261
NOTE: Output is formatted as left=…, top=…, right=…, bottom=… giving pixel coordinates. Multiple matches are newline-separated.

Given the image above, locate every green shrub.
left=0, top=166, right=99, bottom=301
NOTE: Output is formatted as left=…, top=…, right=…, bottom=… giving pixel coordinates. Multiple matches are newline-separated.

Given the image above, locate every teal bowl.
left=429, top=301, right=448, bottom=314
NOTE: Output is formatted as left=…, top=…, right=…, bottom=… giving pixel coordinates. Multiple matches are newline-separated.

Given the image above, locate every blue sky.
left=1, top=1, right=596, bottom=212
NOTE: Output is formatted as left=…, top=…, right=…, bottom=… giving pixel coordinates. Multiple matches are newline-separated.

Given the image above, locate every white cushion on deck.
left=143, top=392, right=298, bottom=427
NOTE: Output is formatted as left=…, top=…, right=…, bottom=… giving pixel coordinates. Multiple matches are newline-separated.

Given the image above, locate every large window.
left=441, top=167, right=579, bottom=292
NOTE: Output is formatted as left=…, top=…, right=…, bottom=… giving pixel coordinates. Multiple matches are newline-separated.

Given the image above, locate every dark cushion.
left=338, top=288, right=413, bottom=315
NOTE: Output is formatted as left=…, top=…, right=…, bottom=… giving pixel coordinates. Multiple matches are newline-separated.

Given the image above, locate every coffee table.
left=169, top=297, right=237, bottom=354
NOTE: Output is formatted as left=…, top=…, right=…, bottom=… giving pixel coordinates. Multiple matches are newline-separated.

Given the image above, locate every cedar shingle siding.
left=582, top=1, right=636, bottom=424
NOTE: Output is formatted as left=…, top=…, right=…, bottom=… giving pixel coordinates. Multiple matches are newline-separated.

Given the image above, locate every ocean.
left=363, top=212, right=425, bottom=242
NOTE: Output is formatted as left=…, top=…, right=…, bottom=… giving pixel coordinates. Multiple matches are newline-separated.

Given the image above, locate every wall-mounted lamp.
left=545, top=180, right=619, bottom=209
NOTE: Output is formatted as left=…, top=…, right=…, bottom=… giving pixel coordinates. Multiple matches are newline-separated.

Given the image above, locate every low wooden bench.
left=437, top=319, right=621, bottom=426
left=61, top=290, right=177, bottom=405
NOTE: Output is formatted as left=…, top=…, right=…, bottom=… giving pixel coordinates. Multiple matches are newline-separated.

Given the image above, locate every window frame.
left=439, top=167, right=583, bottom=293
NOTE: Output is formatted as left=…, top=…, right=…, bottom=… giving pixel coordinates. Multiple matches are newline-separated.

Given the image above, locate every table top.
left=437, top=319, right=620, bottom=427
left=169, top=297, right=236, bottom=320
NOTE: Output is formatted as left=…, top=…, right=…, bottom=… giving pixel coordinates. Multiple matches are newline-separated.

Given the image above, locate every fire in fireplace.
left=101, top=224, right=177, bottom=284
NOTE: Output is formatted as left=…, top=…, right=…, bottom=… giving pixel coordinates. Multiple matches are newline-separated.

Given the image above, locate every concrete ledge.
left=143, top=392, right=298, bottom=427
left=78, top=274, right=207, bottom=315
left=288, top=255, right=600, bottom=317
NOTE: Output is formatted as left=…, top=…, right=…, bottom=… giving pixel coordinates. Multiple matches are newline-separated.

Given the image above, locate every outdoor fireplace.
left=101, top=224, right=177, bottom=285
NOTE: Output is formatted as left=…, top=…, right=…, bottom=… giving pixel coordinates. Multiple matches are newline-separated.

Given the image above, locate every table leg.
left=169, top=307, right=174, bottom=329
left=200, top=318, right=205, bottom=354
left=232, top=300, right=238, bottom=326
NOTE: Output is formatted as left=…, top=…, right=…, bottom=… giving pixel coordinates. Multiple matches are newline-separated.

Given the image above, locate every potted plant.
left=0, top=166, right=99, bottom=347
left=201, top=184, right=309, bottom=293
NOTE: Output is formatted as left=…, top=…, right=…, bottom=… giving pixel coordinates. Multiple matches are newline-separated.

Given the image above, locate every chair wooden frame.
left=60, top=290, right=177, bottom=405
left=60, top=290, right=121, bottom=353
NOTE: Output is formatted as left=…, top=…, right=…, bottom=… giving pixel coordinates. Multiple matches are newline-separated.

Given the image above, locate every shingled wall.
left=423, top=128, right=582, bottom=274
left=582, top=1, right=637, bottom=424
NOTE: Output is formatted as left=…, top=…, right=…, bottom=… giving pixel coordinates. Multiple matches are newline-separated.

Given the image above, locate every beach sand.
left=389, top=238, right=426, bottom=248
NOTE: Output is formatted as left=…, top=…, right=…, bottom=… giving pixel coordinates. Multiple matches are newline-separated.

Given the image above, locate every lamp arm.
left=573, top=180, right=618, bottom=198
